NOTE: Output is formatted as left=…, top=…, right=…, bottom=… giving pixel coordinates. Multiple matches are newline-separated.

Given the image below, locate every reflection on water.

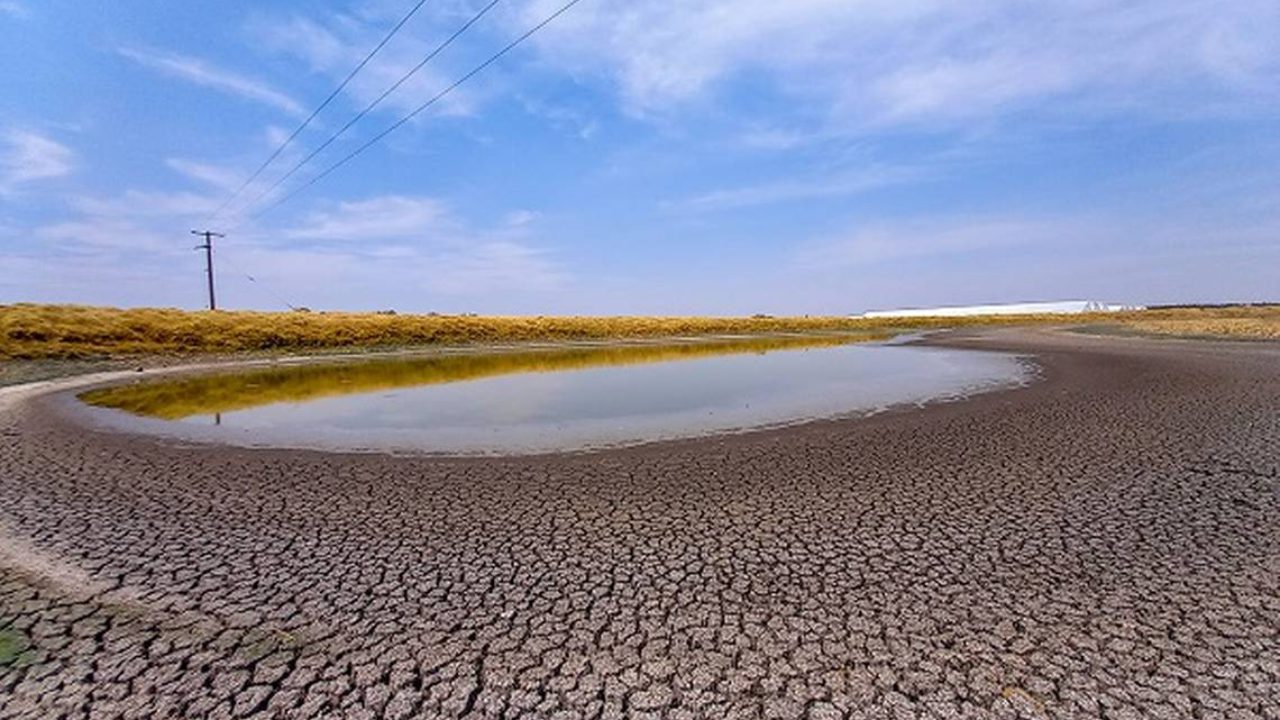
left=81, top=334, right=880, bottom=419
left=80, top=333, right=1029, bottom=454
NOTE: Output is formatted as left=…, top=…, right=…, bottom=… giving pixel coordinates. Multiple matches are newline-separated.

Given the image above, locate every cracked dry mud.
left=1, top=330, right=1277, bottom=719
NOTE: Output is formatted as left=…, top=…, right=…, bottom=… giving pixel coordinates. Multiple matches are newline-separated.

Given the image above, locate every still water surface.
left=81, top=336, right=1030, bottom=454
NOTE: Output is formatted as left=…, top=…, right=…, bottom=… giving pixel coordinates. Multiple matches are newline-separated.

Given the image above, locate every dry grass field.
left=1, top=303, right=1276, bottom=360
left=1116, top=305, right=1280, bottom=340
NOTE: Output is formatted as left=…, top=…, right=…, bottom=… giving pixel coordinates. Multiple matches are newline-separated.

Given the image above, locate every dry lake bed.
left=1, top=329, right=1277, bottom=719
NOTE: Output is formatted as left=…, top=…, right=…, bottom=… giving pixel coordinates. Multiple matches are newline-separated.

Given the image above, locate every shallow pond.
left=80, top=335, right=1031, bottom=454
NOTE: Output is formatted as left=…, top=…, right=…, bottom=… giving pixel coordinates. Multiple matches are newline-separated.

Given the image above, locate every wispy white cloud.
left=165, top=158, right=243, bottom=192
left=504, top=209, right=541, bottom=227
left=163, top=125, right=317, bottom=217
left=735, top=126, right=821, bottom=151
left=35, top=189, right=220, bottom=259
left=419, top=241, right=564, bottom=294
left=519, top=0, right=1280, bottom=126
left=1, top=130, right=74, bottom=193
left=19, top=179, right=273, bottom=307
left=795, top=216, right=1069, bottom=269
left=216, top=239, right=563, bottom=308
left=781, top=212, right=1280, bottom=312
left=281, top=194, right=565, bottom=295
left=675, top=165, right=923, bottom=211
left=248, top=11, right=473, bottom=119
left=285, top=196, right=455, bottom=241
left=35, top=217, right=179, bottom=254
left=118, top=47, right=304, bottom=116
left=519, top=96, right=599, bottom=140
left=70, top=190, right=220, bottom=220
left=0, top=1, right=28, bottom=19
left=794, top=207, right=1280, bottom=274
left=26, top=182, right=564, bottom=308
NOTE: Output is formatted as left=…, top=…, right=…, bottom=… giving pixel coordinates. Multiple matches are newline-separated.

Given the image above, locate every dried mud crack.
left=1, top=330, right=1277, bottom=719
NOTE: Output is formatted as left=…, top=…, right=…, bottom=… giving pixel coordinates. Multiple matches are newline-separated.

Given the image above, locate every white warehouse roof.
left=860, top=300, right=1145, bottom=319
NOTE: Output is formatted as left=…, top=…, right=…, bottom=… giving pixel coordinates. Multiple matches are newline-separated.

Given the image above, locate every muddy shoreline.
left=1, top=329, right=1277, bottom=718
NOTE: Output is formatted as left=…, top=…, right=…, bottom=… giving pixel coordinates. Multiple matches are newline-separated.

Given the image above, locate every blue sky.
left=1, top=0, right=1277, bottom=314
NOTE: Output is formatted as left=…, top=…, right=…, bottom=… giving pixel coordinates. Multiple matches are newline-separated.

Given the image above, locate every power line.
left=244, top=0, right=586, bottom=224
left=233, top=0, right=506, bottom=219
left=205, top=0, right=434, bottom=225
left=217, top=249, right=300, bottom=311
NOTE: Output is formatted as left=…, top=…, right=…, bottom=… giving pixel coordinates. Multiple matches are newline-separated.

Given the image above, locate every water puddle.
left=79, top=335, right=1031, bottom=454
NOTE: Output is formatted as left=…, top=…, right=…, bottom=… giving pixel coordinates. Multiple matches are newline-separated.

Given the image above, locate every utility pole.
left=191, top=230, right=224, bottom=310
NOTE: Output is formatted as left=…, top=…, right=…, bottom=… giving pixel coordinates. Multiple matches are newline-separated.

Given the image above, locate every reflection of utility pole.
left=191, top=230, right=224, bottom=310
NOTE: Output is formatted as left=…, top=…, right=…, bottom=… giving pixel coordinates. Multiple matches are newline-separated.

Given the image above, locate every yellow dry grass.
left=0, top=303, right=982, bottom=359
left=1112, top=306, right=1280, bottom=340
left=1, top=303, right=1276, bottom=359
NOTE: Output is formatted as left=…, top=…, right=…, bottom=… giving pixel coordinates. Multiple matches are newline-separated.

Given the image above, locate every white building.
left=860, top=300, right=1145, bottom=319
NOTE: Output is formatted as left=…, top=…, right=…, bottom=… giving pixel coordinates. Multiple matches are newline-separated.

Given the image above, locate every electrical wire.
left=232, top=0, right=506, bottom=219
left=242, top=0, right=585, bottom=225
left=205, top=0, right=434, bottom=225
left=216, top=248, right=301, bottom=311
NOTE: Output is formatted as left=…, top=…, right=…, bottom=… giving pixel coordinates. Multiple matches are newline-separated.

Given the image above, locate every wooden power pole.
left=191, top=230, right=224, bottom=310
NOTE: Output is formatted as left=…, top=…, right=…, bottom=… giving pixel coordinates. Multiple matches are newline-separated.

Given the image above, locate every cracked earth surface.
left=1, top=330, right=1277, bottom=719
